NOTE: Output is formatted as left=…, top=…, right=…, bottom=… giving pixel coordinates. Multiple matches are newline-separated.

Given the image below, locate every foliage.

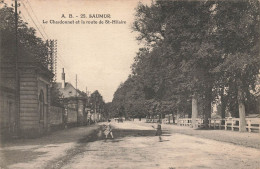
left=0, top=6, right=49, bottom=68
left=89, top=90, right=105, bottom=115
left=212, top=0, right=260, bottom=117
left=111, top=75, right=147, bottom=118
left=112, top=0, right=260, bottom=121
left=50, top=82, right=63, bottom=107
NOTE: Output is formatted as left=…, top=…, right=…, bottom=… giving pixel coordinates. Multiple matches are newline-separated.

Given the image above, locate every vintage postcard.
left=0, top=0, right=260, bottom=168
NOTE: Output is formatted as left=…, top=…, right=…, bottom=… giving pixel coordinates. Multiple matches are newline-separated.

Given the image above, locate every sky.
left=4, top=0, right=150, bottom=102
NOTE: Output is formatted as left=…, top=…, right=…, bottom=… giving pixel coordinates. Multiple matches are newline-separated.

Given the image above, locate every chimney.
left=61, top=68, right=65, bottom=88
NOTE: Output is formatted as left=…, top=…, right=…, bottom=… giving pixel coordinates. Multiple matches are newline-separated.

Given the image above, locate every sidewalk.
left=136, top=121, right=260, bottom=149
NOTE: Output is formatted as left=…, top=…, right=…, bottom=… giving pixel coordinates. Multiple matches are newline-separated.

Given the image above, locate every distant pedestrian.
left=153, top=120, right=162, bottom=142
left=104, top=119, right=114, bottom=139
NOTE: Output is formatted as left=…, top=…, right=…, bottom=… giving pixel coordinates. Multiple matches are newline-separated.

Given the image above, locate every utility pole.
left=95, top=94, right=97, bottom=123
left=0, top=1, right=3, bottom=56
left=76, top=74, right=77, bottom=96
left=76, top=74, right=79, bottom=125
left=14, top=0, right=20, bottom=136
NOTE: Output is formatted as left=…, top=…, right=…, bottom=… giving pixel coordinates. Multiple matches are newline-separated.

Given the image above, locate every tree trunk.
left=237, top=79, right=246, bottom=132
left=203, top=101, right=211, bottom=128
left=220, top=87, right=226, bottom=125
left=203, top=82, right=213, bottom=128
left=192, top=94, right=198, bottom=128
left=176, top=109, right=180, bottom=125
left=172, top=112, right=175, bottom=124
left=221, top=101, right=226, bottom=119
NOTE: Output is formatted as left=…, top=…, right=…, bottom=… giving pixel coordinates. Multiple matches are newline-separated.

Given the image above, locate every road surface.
left=1, top=121, right=260, bottom=169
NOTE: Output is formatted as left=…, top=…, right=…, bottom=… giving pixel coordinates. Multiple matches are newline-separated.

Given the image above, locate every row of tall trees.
left=89, top=90, right=106, bottom=118
left=109, top=76, right=147, bottom=118
left=111, top=0, right=260, bottom=129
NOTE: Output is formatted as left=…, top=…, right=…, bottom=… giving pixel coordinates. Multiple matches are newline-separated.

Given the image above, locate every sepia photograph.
left=0, top=0, right=260, bottom=168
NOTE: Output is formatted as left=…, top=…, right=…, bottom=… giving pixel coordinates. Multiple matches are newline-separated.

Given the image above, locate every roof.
left=56, top=82, right=85, bottom=98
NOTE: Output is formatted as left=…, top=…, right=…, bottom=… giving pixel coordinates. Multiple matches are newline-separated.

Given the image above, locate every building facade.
left=0, top=62, right=53, bottom=137
left=56, top=68, right=89, bottom=125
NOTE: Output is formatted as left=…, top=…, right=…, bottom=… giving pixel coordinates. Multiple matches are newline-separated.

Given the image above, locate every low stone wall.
left=50, top=106, right=64, bottom=125
left=49, top=106, right=64, bottom=130
left=67, top=108, right=77, bottom=124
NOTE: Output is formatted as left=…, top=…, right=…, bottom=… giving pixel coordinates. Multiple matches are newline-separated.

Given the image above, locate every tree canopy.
left=0, top=6, right=49, bottom=68
left=111, top=0, right=260, bottom=123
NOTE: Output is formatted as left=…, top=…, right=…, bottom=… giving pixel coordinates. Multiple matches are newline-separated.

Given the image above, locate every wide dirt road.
left=63, top=121, right=260, bottom=169
left=0, top=124, right=100, bottom=169
left=1, top=121, right=260, bottom=169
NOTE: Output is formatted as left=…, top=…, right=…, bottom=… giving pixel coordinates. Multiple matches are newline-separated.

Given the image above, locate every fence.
left=146, top=118, right=160, bottom=123
left=223, top=118, right=260, bottom=132
left=146, top=115, right=175, bottom=123
left=177, top=118, right=191, bottom=126
left=177, top=118, right=205, bottom=127
left=177, top=117, right=260, bottom=133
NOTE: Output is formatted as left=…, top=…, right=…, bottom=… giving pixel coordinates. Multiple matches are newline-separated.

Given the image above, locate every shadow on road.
left=114, top=129, right=156, bottom=138
left=78, top=128, right=171, bottom=144
left=45, top=127, right=172, bottom=169
left=0, top=125, right=100, bottom=147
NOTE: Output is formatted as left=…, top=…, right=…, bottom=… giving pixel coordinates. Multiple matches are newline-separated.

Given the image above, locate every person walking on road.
left=104, top=119, right=114, bottom=139
left=153, top=120, right=162, bottom=142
